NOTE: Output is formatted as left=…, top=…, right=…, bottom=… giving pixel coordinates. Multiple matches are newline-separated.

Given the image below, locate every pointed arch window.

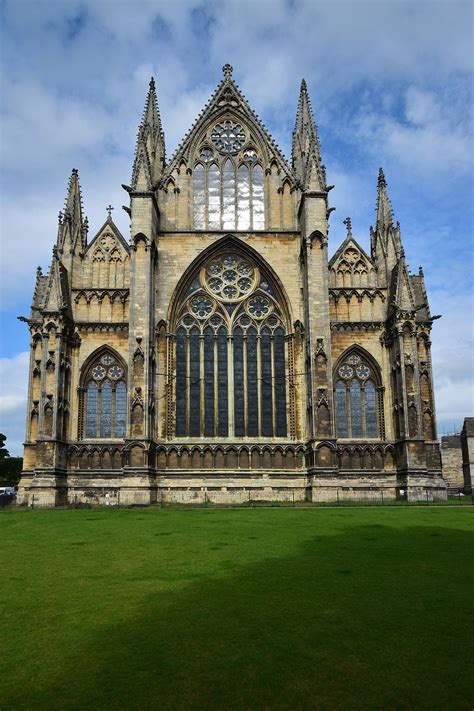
left=334, top=352, right=383, bottom=438
left=80, top=351, right=127, bottom=439
left=172, top=252, right=290, bottom=439
left=193, top=138, right=265, bottom=230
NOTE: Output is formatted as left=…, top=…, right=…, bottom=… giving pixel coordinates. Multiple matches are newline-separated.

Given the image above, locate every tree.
left=0, top=434, right=23, bottom=486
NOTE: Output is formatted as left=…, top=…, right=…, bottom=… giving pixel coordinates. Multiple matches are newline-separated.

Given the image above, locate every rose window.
left=92, top=365, right=106, bottom=380
left=356, top=364, right=370, bottom=379
left=243, top=148, right=258, bottom=162
left=247, top=296, right=271, bottom=319
left=109, top=365, right=124, bottom=380
left=338, top=365, right=353, bottom=379
left=202, top=254, right=257, bottom=302
left=191, top=296, right=214, bottom=318
left=199, top=147, right=214, bottom=162
left=211, top=121, right=246, bottom=154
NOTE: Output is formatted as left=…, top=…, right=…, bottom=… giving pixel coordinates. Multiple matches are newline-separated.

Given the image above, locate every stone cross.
left=106, top=204, right=114, bottom=220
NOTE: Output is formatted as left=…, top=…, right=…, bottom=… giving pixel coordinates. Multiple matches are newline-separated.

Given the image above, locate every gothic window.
left=173, top=251, right=289, bottom=438
left=334, top=352, right=382, bottom=438
left=193, top=123, right=265, bottom=230
left=81, top=351, right=127, bottom=439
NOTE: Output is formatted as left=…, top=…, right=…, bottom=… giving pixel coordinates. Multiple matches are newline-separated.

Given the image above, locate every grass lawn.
left=1, top=508, right=473, bottom=710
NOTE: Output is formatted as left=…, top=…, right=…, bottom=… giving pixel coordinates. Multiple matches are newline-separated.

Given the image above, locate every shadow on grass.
left=5, top=517, right=474, bottom=711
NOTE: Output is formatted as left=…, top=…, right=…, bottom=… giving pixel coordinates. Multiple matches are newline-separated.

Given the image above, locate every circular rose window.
left=202, top=254, right=258, bottom=302
left=211, top=121, right=246, bottom=154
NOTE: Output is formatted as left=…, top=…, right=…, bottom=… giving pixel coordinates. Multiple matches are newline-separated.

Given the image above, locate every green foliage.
left=0, top=508, right=472, bottom=710
left=0, top=456, right=23, bottom=486
left=0, top=435, right=22, bottom=485
left=0, top=432, right=9, bottom=459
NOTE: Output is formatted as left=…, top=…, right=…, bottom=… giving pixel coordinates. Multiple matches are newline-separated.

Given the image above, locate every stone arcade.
left=18, top=65, right=446, bottom=507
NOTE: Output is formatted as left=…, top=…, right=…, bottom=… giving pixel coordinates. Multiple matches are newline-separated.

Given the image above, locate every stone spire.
left=371, top=168, right=403, bottom=283
left=292, top=79, right=326, bottom=191
left=376, top=167, right=395, bottom=230
left=57, top=168, right=88, bottom=255
left=131, top=77, right=165, bottom=190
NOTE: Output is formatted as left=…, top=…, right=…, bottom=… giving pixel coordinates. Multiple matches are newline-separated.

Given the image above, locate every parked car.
left=0, top=487, right=17, bottom=505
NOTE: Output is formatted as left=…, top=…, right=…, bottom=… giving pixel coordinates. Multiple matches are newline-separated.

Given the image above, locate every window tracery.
left=193, top=122, right=265, bottom=230
left=173, top=252, right=288, bottom=439
left=334, top=352, right=382, bottom=438
left=81, top=351, right=127, bottom=439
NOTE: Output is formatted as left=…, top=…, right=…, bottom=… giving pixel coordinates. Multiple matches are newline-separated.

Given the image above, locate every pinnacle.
left=376, top=166, right=394, bottom=229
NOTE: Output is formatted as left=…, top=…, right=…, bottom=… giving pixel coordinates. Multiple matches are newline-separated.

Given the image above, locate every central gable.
left=162, top=65, right=294, bottom=184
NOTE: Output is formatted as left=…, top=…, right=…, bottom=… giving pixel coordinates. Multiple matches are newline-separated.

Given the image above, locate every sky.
left=0, top=0, right=473, bottom=455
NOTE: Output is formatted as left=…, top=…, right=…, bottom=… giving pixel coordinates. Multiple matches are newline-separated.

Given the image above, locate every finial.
left=222, top=63, right=233, bottom=79
left=106, top=204, right=114, bottom=220
left=36, top=266, right=43, bottom=276
left=58, top=210, right=63, bottom=224
left=300, top=78, right=307, bottom=92
left=378, top=167, right=386, bottom=188
left=419, top=265, right=424, bottom=276
left=343, top=216, right=352, bottom=237
left=149, top=77, right=155, bottom=90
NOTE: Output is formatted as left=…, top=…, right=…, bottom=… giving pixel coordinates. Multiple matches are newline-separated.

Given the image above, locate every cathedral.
left=18, top=65, right=446, bottom=507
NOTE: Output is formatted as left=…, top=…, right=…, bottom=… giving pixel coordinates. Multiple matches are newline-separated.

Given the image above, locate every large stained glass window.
left=82, top=351, right=127, bottom=439
left=174, top=252, right=288, bottom=438
left=334, top=352, right=381, bottom=439
left=193, top=128, right=265, bottom=230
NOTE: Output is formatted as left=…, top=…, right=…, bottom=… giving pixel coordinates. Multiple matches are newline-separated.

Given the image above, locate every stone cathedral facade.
left=18, top=65, right=446, bottom=507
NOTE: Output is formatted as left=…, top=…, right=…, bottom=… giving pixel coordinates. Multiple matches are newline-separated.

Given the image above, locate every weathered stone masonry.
left=18, top=65, right=445, bottom=506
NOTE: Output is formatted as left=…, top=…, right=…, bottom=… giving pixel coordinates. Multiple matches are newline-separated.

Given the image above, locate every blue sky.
left=0, top=0, right=473, bottom=454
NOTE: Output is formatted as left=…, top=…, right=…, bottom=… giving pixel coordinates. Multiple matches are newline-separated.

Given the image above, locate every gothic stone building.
left=18, top=65, right=446, bottom=507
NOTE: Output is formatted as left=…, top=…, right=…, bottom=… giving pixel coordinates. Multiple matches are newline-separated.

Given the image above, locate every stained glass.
left=189, top=328, right=201, bottom=436
left=350, top=380, right=363, bottom=437
left=115, top=381, right=126, bottom=437
left=237, top=164, right=250, bottom=229
left=86, top=381, right=98, bottom=437
left=217, top=328, right=228, bottom=436
left=274, top=328, right=287, bottom=436
left=261, top=329, right=273, bottom=436
left=208, top=164, right=220, bottom=229
left=247, top=327, right=258, bottom=436
left=252, top=165, right=265, bottom=229
left=233, top=327, right=244, bottom=436
left=193, top=164, right=205, bottom=229
left=335, top=381, right=348, bottom=437
left=365, top=380, right=377, bottom=437
left=176, top=328, right=187, bottom=436
left=204, top=328, right=215, bottom=437
left=222, top=159, right=236, bottom=230
left=100, top=380, right=112, bottom=438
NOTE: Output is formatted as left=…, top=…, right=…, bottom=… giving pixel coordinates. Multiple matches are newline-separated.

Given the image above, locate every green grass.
left=1, top=508, right=473, bottom=710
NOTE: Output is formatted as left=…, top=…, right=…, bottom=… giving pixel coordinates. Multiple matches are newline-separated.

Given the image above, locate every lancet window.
left=193, top=121, right=265, bottom=230
left=173, top=252, right=289, bottom=438
left=80, top=351, right=127, bottom=439
left=334, top=352, right=382, bottom=438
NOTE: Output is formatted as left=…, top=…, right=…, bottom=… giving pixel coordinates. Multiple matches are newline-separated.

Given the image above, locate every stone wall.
left=440, top=435, right=463, bottom=487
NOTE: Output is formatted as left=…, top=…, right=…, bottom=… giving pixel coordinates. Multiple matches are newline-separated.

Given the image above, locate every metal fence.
left=4, top=486, right=473, bottom=510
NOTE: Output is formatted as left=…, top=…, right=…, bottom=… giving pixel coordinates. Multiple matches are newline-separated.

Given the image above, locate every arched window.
left=334, top=352, right=382, bottom=438
left=193, top=123, right=265, bottom=230
left=81, top=351, right=127, bottom=439
left=173, top=251, right=289, bottom=438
